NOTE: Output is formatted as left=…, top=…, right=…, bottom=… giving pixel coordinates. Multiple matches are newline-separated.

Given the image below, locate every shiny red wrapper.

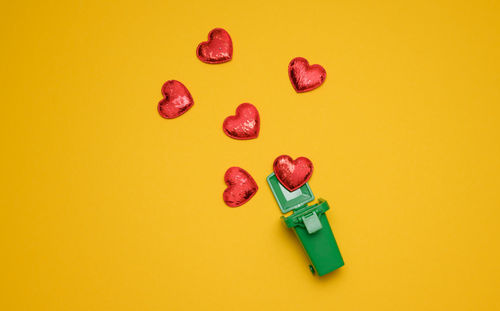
left=157, top=80, right=194, bottom=119
left=288, top=57, right=326, bottom=93
left=197, top=28, right=233, bottom=64
left=223, top=103, right=260, bottom=140
left=273, top=155, right=314, bottom=191
left=223, top=167, right=258, bottom=207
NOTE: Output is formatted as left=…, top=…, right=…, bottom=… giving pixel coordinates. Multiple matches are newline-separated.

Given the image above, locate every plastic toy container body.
left=267, top=173, right=344, bottom=276
left=282, top=200, right=344, bottom=276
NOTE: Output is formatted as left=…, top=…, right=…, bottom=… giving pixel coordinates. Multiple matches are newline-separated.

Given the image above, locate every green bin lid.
left=267, top=172, right=314, bottom=213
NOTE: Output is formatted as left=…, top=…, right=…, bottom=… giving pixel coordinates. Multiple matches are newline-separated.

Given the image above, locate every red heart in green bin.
left=273, top=155, right=313, bottom=191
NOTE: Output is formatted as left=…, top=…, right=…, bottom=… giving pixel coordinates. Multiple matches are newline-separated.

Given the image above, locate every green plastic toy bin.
left=267, top=173, right=344, bottom=276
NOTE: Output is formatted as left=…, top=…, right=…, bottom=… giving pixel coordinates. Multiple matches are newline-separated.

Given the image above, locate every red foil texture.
left=157, top=80, right=194, bottom=119
left=223, top=167, right=258, bottom=207
left=273, top=155, right=314, bottom=191
left=288, top=57, right=326, bottom=93
left=223, top=103, right=260, bottom=140
left=197, top=28, right=233, bottom=64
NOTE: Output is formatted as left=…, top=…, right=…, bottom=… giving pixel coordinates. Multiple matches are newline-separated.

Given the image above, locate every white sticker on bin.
left=302, top=212, right=322, bottom=234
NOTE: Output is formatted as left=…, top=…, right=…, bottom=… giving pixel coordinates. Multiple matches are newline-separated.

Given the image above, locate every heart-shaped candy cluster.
left=159, top=28, right=325, bottom=207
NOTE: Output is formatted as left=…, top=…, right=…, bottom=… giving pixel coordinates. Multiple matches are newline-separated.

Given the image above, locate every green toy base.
left=267, top=172, right=344, bottom=277
left=283, top=199, right=344, bottom=276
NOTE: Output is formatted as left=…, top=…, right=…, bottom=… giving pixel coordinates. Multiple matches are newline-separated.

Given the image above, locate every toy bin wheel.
left=309, top=265, right=315, bottom=275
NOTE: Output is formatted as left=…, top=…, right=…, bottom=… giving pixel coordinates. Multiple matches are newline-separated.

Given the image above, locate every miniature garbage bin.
left=267, top=172, right=344, bottom=276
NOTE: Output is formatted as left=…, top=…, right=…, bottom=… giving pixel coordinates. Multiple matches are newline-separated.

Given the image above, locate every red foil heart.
left=223, top=103, right=260, bottom=140
left=197, top=28, right=233, bottom=64
left=223, top=167, right=258, bottom=207
left=288, top=57, right=326, bottom=93
left=157, top=80, right=194, bottom=119
left=273, top=155, right=314, bottom=191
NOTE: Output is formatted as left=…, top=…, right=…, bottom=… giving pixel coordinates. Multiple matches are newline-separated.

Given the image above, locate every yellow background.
left=1, top=1, right=500, bottom=310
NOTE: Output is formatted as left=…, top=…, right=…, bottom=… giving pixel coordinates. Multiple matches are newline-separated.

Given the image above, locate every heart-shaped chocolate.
left=223, top=103, right=260, bottom=140
left=223, top=167, right=258, bottom=207
left=288, top=57, right=326, bottom=93
left=197, top=28, right=233, bottom=64
left=157, top=80, right=194, bottom=119
left=273, top=155, right=314, bottom=191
